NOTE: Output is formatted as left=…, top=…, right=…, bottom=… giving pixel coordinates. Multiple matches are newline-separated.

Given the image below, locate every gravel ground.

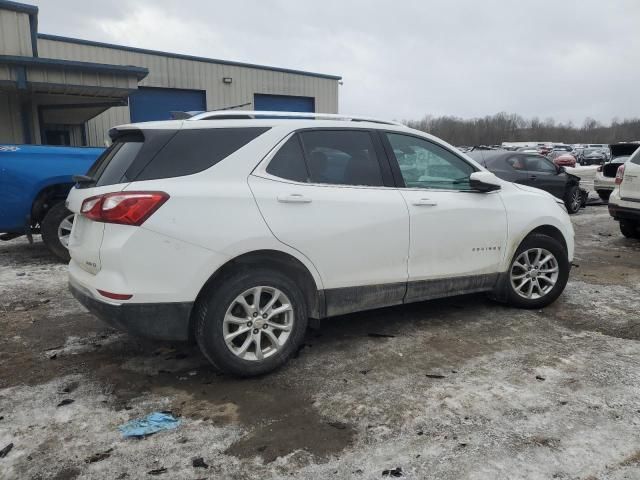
left=1, top=204, right=639, bottom=480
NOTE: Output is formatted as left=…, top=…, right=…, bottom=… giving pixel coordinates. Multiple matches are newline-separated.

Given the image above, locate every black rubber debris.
left=327, top=421, right=348, bottom=430
left=85, top=448, right=113, bottom=463
left=192, top=457, right=209, bottom=469
left=382, top=467, right=403, bottom=477
left=535, top=375, right=546, bottom=381
left=0, top=443, right=13, bottom=458
left=147, top=467, right=167, bottom=475
left=367, top=333, right=395, bottom=338
left=425, top=374, right=446, bottom=379
left=57, top=399, right=75, bottom=407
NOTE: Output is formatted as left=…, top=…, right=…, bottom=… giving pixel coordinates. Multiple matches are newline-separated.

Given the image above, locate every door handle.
left=277, top=193, right=312, bottom=204
left=412, top=198, right=438, bottom=206
left=529, top=175, right=537, bottom=180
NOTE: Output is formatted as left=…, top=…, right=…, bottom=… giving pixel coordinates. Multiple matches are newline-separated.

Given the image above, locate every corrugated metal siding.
left=37, top=37, right=339, bottom=146
left=0, top=92, right=23, bottom=143
left=0, top=9, right=32, bottom=56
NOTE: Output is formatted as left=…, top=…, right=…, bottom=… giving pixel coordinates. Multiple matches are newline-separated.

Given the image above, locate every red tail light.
left=615, top=164, right=626, bottom=185
left=97, top=289, right=133, bottom=301
left=81, top=191, right=169, bottom=225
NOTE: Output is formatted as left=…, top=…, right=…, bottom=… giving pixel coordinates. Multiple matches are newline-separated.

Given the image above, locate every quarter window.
left=299, top=130, right=384, bottom=187
left=386, top=133, right=475, bottom=190
left=266, top=136, right=308, bottom=182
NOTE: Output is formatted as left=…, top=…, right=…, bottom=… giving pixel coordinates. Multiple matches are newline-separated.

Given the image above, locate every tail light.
left=615, top=164, right=626, bottom=185
left=81, top=191, right=169, bottom=225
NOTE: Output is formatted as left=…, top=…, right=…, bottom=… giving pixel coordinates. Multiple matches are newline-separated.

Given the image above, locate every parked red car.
left=552, top=153, right=577, bottom=168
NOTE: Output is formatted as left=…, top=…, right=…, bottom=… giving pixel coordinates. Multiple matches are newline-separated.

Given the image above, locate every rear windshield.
left=85, top=127, right=269, bottom=187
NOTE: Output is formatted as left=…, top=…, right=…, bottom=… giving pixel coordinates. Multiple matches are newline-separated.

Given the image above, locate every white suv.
left=609, top=147, right=640, bottom=238
left=67, top=112, right=574, bottom=376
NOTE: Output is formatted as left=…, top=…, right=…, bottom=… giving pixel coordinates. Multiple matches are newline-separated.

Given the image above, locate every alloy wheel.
left=510, top=248, right=559, bottom=299
left=57, top=213, right=75, bottom=249
left=222, top=286, right=294, bottom=361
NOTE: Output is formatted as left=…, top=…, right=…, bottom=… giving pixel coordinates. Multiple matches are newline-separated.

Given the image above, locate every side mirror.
left=470, top=171, right=501, bottom=192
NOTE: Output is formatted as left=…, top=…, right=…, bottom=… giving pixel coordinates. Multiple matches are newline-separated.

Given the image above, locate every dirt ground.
left=1, top=203, right=640, bottom=480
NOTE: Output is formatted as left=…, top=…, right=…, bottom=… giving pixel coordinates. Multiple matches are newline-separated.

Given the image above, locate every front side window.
left=386, top=133, right=475, bottom=190
left=299, top=130, right=384, bottom=187
left=524, top=156, right=557, bottom=173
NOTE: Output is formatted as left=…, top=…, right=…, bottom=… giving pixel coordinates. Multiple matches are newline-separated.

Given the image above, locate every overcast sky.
left=30, top=0, right=640, bottom=124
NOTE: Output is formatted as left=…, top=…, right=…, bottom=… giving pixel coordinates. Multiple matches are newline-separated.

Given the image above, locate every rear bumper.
left=593, top=175, right=615, bottom=191
left=69, top=279, right=193, bottom=341
left=608, top=203, right=640, bottom=222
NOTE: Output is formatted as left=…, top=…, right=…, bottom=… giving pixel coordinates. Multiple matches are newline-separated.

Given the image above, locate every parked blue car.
left=0, top=144, right=104, bottom=260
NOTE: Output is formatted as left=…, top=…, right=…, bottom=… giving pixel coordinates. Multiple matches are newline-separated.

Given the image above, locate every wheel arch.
left=31, top=182, right=74, bottom=226
left=189, top=249, right=324, bottom=340
left=503, top=222, right=570, bottom=272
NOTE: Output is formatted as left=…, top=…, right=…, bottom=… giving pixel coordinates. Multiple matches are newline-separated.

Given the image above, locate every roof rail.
left=186, top=110, right=405, bottom=126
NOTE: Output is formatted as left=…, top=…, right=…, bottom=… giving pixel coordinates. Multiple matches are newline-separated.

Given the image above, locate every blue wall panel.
left=129, top=87, right=206, bottom=122
left=254, top=94, right=315, bottom=113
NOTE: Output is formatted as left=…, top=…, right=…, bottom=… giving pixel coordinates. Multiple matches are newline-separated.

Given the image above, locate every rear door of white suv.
left=380, top=131, right=508, bottom=302
left=249, top=128, right=409, bottom=316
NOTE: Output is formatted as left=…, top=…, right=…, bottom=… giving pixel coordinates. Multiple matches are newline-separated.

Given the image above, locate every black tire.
left=620, top=220, right=640, bottom=239
left=503, top=234, right=570, bottom=309
left=41, top=202, right=73, bottom=262
left=564, top=185, right=582, bottom=214
left=597, top=190, right=611, bottom=202
left=195, top=268, right=308, bottom=377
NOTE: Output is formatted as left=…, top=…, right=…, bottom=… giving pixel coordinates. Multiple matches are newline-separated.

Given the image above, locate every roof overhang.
left=0, top=54, right=147, bottom=99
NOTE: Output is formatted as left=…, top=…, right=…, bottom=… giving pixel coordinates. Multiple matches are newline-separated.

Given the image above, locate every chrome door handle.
left=412, top=198, right=438, bottom=206
left=277, top=193, right=312, bottom=203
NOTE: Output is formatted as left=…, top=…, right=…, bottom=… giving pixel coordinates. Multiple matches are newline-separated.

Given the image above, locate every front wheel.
left=620, top=220, right=640, bottom=239
left=41, top=202, right=74, bottom=262
left=195, top=269, right=308, bottom=377
left=504, top=234, right=570, bottom=309
left=564, top=185, right=582, bottom=214
left=597, top=190, right=611, bottom=202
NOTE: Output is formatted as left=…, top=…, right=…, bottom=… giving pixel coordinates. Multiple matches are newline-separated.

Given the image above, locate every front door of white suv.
left=381, top=132, right=508, bottom=302
left=249, top=129, right=409, bottom=316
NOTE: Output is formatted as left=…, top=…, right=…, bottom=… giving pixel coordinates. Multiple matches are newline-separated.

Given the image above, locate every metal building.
left=0, top=0, right=341, bottom=147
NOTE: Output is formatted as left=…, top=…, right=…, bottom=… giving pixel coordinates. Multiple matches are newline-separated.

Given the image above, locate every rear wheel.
left=195, top=268, right=308, bottom=377
left=41, top=202, right=74, bottom=262
left=597, top=190, right=611, bottom=202
left=504, top=234, right=570, bottom=309
left=620, top=220, right=640, bottom=239
left=564, top=185, right=582, bottom=214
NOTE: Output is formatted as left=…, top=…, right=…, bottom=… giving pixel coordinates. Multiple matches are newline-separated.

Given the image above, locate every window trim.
left=253, top=127, right=396, bottom=189
left=378, top=130, right=480, bottom=192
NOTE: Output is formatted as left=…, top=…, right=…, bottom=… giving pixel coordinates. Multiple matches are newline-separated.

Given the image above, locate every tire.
left=597, top=190, right=611, bottom=202
left=564, top=185, right=582, bottom=214
left=620, top=220, right=640, bottom=239
left=195, top=268, right=308, bottom=377
left=41, top=202, right=74, bottom=262
left=503, top=234, right=570, bottom=309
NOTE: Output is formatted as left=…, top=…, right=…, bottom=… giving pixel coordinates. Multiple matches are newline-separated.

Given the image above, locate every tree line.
left=405, top=113, right=640, bottom=146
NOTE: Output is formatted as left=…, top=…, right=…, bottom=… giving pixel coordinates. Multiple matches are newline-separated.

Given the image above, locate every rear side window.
left=632, top=148, right=640, bottom=166
left=87, top=127, right=269, bottom=186
left=88, top=133, right=144, bottom=187
left=266, top=136, right=308, bottom=182
left=136, top=127, right=269, bottom=181
left=299, top=130, right=384, bottom=187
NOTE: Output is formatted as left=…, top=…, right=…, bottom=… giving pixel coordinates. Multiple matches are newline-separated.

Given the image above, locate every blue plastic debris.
left=119, top=412, right=181, bottom=438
